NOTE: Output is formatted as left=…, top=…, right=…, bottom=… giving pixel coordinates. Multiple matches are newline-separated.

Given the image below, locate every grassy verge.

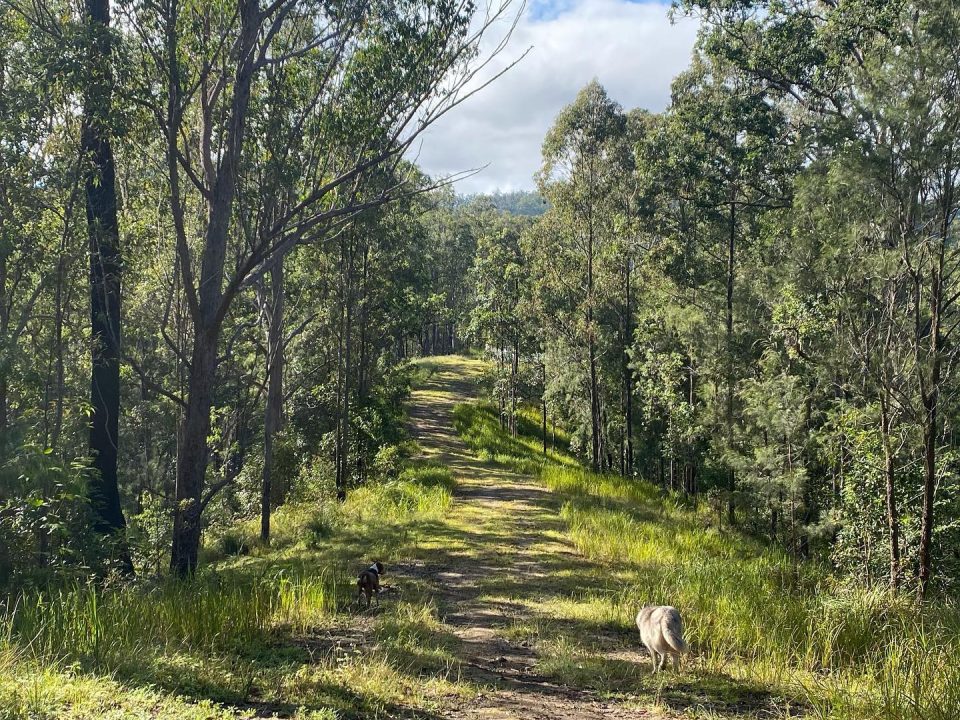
left=454, top=399, right=960, bottom=720
left=452, top=401, right=575, bottom=474
left=0, top=462, right=468, bottom=720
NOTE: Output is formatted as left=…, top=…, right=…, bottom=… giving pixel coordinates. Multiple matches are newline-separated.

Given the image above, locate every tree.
left=664, top=53, right=796, bottom=521
left=82, top=0, right=131, bottom=568
left=536, top=81, right=626, bottom=471
left=681, top=0, right=960, bottom=594
left=119, top=0, right=522, bottom=576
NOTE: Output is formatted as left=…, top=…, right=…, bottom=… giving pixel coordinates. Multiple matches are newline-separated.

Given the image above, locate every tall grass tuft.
left=345, top=463, right=455, bottom=525
left=452, top=402, right=575, bottom=473
left=541, top=464, right=960, bottom=719
left=0, top=570, right=338, bottom=669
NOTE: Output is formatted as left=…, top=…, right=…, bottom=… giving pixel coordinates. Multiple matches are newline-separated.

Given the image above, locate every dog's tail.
left=661, top=611, right=689, bottom=654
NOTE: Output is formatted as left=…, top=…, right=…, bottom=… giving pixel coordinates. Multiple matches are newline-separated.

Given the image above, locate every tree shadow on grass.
left=533, top=649, right=806, bottom=719
left=103, top=618, right=464, bottom=719
left=650, top=670, right=808, bottom=718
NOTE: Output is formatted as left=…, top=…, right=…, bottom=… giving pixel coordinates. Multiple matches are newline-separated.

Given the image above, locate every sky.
left=413, top=0, right=700, bottom=195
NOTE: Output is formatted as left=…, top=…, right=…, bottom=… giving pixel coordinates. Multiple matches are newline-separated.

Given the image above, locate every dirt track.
left=403, top=356, right=657, bottom=720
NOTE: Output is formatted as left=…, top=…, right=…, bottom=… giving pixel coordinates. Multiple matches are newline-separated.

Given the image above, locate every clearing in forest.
left=397, top=355, right=781, bottom=719
left=6, top=355, right=951, bottom=720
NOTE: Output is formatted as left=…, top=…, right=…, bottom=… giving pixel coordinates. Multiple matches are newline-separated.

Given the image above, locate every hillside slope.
left=4, top=355, right=956, bottom=719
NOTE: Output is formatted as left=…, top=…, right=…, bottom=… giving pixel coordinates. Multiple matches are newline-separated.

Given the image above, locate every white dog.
left=636, top=605, right=689, bottom=672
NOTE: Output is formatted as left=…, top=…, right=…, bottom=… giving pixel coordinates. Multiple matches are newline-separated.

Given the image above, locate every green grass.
left=452, top=401, right=576, bottom=474
left=0, top=461, right=466, bottom=719
left=545, top=467, right=960, bottom=719
left=8, top=355, right=958, bottom=720
left=451, top=396, right=960, bottom=719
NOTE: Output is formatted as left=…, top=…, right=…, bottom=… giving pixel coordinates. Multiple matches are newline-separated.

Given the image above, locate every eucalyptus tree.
left=0, top=7, right=57, bottom=442
left=418, top=190, right=483, bottom=355
left=117, top=0, right=522, bottom=575
left=607, top=108, right=658, bottom=476
left=535, top=81, right=627, bottom=471
left=468, top=211, right=535, bottom=434
left=0, top=2, right=123, bottom=577
left=80, top=0, right=134, bottom=570
left=682, top=0, right=960, bottom=594
left=660, top=52, right=796, bottom=521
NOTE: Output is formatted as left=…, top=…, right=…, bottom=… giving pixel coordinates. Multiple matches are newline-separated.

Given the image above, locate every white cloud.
left=412, top=0, right=699, bottom=194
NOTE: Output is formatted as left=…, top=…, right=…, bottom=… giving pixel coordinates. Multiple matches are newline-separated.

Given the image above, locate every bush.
left=305, top=501, right=342, bottom=546
left=218, top=531, right=250, bottom=557
left=0, top=445, right=106, bottom=589
left=128, top=493, right=173, bottom=577
left=373, top=442, right=414, bottom=481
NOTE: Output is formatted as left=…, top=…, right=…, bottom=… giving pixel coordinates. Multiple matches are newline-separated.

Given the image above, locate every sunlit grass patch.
left=452, top=402, right=576, bottom=474
left=344, top=464, right=454, bottom=551
left=449, top=397, right=960, bottom=719
left=278, top=643, right=475, bottom=715
left=374, top=600, right=462, bottom=676
left=0, top=650, right=279, bottom=720
left=537, top=634, right=647, bottom=692
left=209, top=463, right=455, bottom=561
left=0, top=454, right=462, bottom=719
left=540, top=463, right=960, bottom=719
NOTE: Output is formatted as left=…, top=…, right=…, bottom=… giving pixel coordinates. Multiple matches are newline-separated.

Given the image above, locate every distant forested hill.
left=462, top=190, right=549, bottom=216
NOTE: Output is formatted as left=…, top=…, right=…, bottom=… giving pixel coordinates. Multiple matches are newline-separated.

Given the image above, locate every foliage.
left=462, top=391, right=960, bottom=719
left=0, top=455, right=458, bottom=718
left=475, top=1, right=960, bottom=599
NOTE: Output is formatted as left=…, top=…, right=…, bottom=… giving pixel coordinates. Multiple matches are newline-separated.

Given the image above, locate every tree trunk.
left=726, top=197, right=736, bottom=524
left=880, top=391, right=900, bottom=591
left=83, top=0, right=131, bottom=571
left=541, top=360, right=547, bottom=457
left=623, top=256, right=633, bottom=477
left=169, top=0, right=259, bottom=577
left=588, top=209, right=600, bottom=471
left=686, top=351, right=696, bottom=495
left=171, top=336, right=217, bottom=576
left=0, top=252, right=7, bottom=437
left=52, top=240, right=68, bottom=451
left=511, top=331, right=519, bottom=437
left=918, top=262, right=943, bottom=598
left=260, top=261, right=284, bottom=545
left=335, top=234, right=355, bottom=502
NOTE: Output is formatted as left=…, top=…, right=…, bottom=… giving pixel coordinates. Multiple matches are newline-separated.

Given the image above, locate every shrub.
left=218, top=531, right=249, bottom=557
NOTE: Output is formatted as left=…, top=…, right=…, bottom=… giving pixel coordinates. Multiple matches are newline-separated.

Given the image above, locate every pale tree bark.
left=587, top=192, right=600, bottom=471
left=726, top=195, right=736, bottom=524
left=260, top=261, right=284, bottom=545
left=335, top=233, right=355, bottom=502
left=154, top=0, right=524, bottom=575
left=170, top=0, right=260, bottom=577
left=623, top=255, right=633, bottom=477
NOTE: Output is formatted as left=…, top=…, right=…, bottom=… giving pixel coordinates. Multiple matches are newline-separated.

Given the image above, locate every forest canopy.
left=0, top=0, right=522, bottom=582
left=2, top=1, right=960, bottom=718
left=1, top=0, right=957, bottom=616
left=465, top=0, right=960, bottom=598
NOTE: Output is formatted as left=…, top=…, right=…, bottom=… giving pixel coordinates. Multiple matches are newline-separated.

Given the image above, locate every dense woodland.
left=468, top=0, right=960, bottom=599
left=0, top=0, right=523, bottom=583
left=1, top=0, right=960, bottom=717
left=2, top=0, right=960, bottom=598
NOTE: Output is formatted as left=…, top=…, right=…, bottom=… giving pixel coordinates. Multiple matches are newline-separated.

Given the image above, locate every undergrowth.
left=452, top=401, right=575, bottom=474
left=0, top=461, right=460, bottom=719
left=454, top=398, right=960, bottom=720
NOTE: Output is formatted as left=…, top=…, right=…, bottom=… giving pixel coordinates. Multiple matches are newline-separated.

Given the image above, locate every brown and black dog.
left=356, top=561, right=384, bottom=608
